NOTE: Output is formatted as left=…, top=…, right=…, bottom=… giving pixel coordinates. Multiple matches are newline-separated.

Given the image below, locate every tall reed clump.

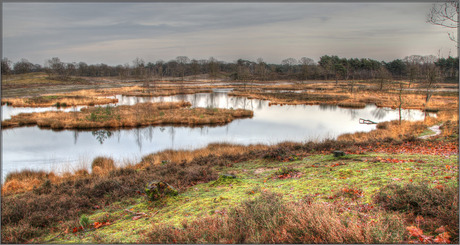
left=91, top=156, right=116, bottom=175
left=145, top=191, right=406, bottom=244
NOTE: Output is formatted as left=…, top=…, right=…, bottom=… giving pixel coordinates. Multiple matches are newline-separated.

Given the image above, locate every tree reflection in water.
left=371, top=107, right=391, bottom=120
left=91, top=129, right=113, bottom=144
left=318, top=104, right=337, bottom=111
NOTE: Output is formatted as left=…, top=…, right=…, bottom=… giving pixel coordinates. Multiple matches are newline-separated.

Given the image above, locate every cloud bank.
left=2, top=2, right=456, bottom=65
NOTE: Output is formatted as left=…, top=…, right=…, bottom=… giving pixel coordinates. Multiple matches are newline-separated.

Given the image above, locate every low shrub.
left=263, top=147, right=290, bottom=160
left=374, top=183, right=459, bottom=242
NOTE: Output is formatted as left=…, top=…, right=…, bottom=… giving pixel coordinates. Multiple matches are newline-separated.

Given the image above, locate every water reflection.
left=319, top=104, right=338, bottom=111
left=3, top=92, right=431, bottom=179
left=371, top=107, right=392, bottom=120
left=91, top=130, right=113, bottom=144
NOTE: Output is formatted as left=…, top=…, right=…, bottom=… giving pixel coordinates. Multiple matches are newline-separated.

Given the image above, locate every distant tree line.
left=1, top=55, right=458, bottom=83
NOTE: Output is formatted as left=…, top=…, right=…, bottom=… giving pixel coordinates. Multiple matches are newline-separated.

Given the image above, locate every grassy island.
left=1, top=101, right=254, bottom=129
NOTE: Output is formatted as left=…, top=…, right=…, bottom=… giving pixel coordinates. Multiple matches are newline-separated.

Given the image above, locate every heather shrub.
left=374, top=183, right=459, bottom=242
left=146, top=191, right=406, bottom=244
left=374, top=183, right=458, bottom=217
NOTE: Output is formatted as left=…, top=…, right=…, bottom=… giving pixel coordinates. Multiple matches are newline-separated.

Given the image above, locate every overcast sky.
left=2, top=2, right=457, bottom=65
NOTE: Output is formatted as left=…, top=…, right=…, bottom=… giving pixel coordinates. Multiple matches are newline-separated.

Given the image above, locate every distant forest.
left=1, top=55, right=458, bottom=83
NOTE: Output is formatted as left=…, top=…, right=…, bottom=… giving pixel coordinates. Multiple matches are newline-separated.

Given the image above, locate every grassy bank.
left=1, top=101, right=253, bottom=129
left=1, top=132, right=458, bottom=243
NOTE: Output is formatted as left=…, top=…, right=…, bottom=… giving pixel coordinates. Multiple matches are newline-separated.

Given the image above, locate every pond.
left=2, top=90, right=428, bottom=180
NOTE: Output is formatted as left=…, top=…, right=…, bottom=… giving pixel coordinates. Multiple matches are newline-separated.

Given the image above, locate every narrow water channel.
left=2, top=90, right=428, bottom=179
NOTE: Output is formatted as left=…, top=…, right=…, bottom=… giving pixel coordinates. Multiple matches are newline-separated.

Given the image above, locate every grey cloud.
left=2, top=2, right=456, bottom=65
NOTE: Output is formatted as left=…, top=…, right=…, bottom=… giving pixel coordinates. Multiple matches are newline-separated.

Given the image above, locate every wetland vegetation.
left=1, top=101, right=253, bottom=129
left=1, top=54, right=458, bottom=244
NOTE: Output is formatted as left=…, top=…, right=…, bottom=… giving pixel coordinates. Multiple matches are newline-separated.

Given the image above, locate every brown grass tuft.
left=91, top=157, right=115, bottom=172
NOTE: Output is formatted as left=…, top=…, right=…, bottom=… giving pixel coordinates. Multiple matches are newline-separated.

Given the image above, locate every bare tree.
left=427, top=0, right=459, bottom=43
left=256, top=58, right=268, bottom=81
left=398, top=81, right=405, bottom=125
left=403, top=55, right=423, bottom=88
left=190, top=59, right=200, bottom=80
left=208, top=57, right=219, bottom=82
left=281, top=57, right=297, bottom=80
left=299, top=57, right=315, bottom=83
left=1, top=58, right=12, bottom=76
left=424, top=64, right=441, bottom=103
left=46, top=57, right=67, bottom=80
left=132, top=57, right=145, bottom=79
left=376, top=66, right=392, bottom=91
left=176, top=56, right=190, bottom=81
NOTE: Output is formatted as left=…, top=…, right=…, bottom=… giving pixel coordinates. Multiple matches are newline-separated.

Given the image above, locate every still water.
left=2, top=91, right=428, bottom=179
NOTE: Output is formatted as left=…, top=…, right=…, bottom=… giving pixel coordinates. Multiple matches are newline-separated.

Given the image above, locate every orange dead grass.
left=1, top=95, right=117, bottom=107
left=139, top=142, right=270, bottom=167
left=229, top=81, right=458, bottom=111
left=1, top=101, right=254, bottom=129
left=338, top=110, right=458, bottom=142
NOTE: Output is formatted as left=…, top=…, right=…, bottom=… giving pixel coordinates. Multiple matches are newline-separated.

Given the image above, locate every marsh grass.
left=1, top=95, right=117, bottom=107
left=229, top=81, right=458, bottom=111
left=338, top=109, right=458, bottom=142
left=2, top=101, right=254, bottom=129
left=91, top=157, right=116, bottom=175
left=338, top=119, right=435, bottom=142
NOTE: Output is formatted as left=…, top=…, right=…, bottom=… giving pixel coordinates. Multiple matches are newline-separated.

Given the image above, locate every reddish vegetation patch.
left=344, top=141, right=458, bottom=156
left=272, top=171, right=303, bottom=180
left=365, top=157, right=426, bottom=164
